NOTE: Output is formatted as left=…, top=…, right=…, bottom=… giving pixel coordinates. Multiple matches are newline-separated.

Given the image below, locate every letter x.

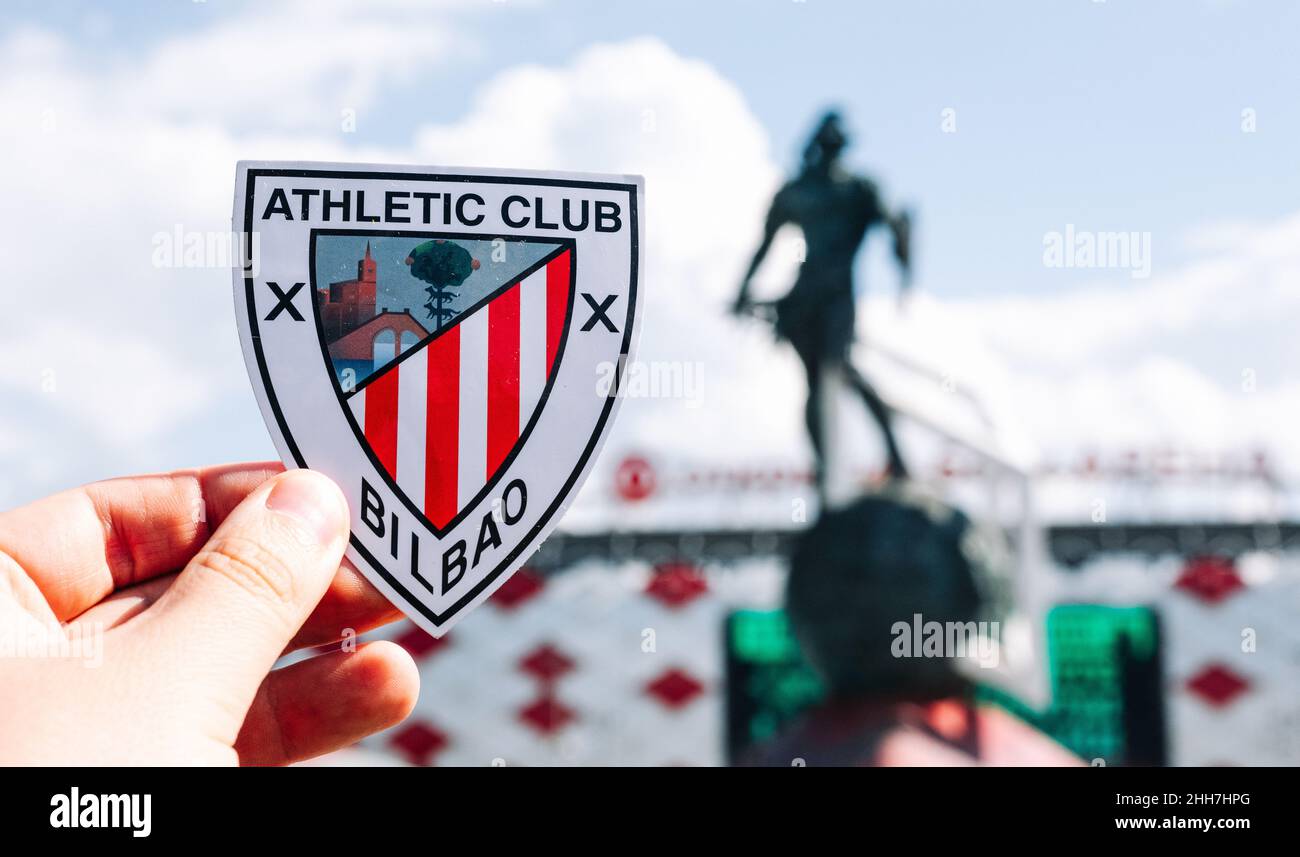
left=580, top=292, right=618, bottom=333
left=265, top=282, right=305, bottom=322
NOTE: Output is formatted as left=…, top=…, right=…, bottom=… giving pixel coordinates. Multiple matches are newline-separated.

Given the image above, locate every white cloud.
left=0, top=320, right=212, bottom=446
left=861, top=211, right=1300, bottom=476
left=11, top=1, right=495, bottom=132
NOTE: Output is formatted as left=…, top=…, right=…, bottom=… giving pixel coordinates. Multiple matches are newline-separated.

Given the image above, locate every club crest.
left=233, top=163, right=643, bottom=635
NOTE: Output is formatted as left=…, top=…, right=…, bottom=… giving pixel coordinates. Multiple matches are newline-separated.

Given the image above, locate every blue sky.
left=6, top=0, right=1298, bottom=299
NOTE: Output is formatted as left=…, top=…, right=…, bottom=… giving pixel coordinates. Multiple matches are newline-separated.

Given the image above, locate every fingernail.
left=265, top=471, right=347, bottom=546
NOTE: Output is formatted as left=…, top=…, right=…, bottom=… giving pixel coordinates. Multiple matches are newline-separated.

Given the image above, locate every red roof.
left=328, top=311, right=429, bottom=361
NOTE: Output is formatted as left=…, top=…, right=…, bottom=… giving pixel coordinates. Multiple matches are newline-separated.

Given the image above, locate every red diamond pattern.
left=1186, top=664, right=1250, bottom=708
left=394, top=624, right=450, bottom=659
left=645, top=562, right=709, bottom=609
left=389, top=720, right=449, bottom=766
left=519, top=695, right=576, bottom=735
left=492, top=568, right=545, bottom=610
left=1175, top=557, right=1244, bottom=604
left=518, top=643, right=575, bottom=683
left=645, top=667, right=705, bottom=709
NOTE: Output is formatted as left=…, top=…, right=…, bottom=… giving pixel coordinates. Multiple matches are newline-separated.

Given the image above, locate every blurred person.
left=733, top=110, right=913, bottom=495
left=0, top=463, right=417, bottom=765
left=748, top=484, right=1080, bottom=766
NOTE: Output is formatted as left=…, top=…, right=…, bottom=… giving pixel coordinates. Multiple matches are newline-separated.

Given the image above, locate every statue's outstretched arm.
left=889, top=208, right=913, bottom=292
left=865, top=179, right=912, bottom=293
left=734, top=196, right=788, bottom=313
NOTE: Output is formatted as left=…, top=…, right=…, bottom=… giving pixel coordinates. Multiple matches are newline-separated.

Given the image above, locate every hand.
left=0, top=463, right=418, bottom=765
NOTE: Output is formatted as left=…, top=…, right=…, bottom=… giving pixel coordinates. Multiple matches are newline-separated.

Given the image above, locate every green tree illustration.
left=404, top=240, right=479, bottom=331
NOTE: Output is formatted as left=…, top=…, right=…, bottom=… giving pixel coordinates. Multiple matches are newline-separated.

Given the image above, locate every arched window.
left=399, top=330, right=420, bottom=356
left=373, top=328, right=396, bottom=368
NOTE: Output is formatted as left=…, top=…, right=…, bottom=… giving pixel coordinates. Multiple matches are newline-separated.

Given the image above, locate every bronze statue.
left=734, top=110, right=912, bottom=495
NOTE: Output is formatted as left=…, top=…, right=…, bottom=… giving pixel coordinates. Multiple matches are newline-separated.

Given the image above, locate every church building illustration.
left=318, top=242, right=429, bottom=385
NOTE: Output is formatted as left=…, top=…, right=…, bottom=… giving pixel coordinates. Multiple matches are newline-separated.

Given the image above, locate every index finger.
left=0, top=461, right=285, bottom=620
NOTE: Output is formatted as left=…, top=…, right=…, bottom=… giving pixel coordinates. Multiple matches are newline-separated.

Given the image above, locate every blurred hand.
left=0, top=463, right=416, bottom=765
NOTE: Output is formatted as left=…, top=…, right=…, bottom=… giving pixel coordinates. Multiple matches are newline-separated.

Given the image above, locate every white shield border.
left=233, top=162, right=644, bottom=636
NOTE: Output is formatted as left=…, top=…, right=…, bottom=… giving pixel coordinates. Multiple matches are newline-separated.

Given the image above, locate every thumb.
left=136, top=469, right=350, bottom=732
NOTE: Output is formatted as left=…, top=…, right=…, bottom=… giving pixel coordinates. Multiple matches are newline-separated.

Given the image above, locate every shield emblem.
left=233, top=163, right=643, bottom=635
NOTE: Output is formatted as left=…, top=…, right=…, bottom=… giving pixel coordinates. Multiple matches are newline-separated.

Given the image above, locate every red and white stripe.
left=349, top=249, right=571, bottom=528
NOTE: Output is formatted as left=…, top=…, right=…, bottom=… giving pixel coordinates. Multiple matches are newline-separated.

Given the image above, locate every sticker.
left=233, top=162, right=643, bottom=635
